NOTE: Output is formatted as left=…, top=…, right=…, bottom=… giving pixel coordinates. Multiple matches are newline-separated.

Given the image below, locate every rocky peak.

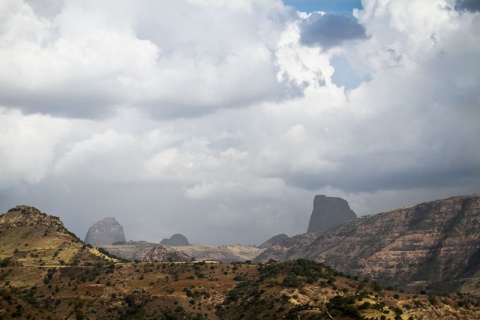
left=160, top=233, right=190, bottom=246
left=84, top=217, right=126, bottom=246
left=307, top=195, right=356, bottom=233
left=1, top=205, right=63, bottom=229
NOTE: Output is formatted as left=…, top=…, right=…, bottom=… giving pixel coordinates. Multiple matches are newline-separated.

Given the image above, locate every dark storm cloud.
left=283, top=164, right=480, bottom=193
left=455, top=0, right=480, bottom=12
left=299, top=13, right=366, bottom=49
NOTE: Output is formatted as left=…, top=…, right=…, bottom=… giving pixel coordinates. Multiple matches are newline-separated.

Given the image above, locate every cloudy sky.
left=1, top=0, right=479, bottom=245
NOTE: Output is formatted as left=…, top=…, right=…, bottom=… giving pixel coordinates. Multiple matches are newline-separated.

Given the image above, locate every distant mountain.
left=84, top=217, right=126, bottom=245
left=259, top=233, right=290, bottom=248
left=101, top=241, right=263, bottom=263
left=255, top=194, right=480, bottom=296
left=144, top=245, right=190, bottom=262
left=160, top=233, right=190, bottom=246
left=176, top=244, right=264, bottom=263
left=307, top=195, right=356, bottom=233
left=100, top=241, right=190, bottom=262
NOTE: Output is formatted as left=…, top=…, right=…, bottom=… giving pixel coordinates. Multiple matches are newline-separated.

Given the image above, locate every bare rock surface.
left=307, top=195, right=356, bottom=233
left=84, top=217, right=126, bottom=246
left=160, top=233, right=190, bottom=246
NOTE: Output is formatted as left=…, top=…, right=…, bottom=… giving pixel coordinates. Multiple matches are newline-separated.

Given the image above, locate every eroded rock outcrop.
left=84, top=217, right=126, bottom=246
left=307, top=195, right=356, bottom=233
left=256, top=194, right=480, bottom=295
left=160, top=233, right=190, bottom=246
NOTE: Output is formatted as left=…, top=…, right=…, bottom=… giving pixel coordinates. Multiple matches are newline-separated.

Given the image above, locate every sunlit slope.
left=0, top=205, right=114, bottom=268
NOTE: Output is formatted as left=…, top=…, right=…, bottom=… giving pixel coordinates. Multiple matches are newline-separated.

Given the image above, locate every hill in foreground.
left=0, top=205, right=116, bottom=270
left=0, top=205, right=479, bottom=319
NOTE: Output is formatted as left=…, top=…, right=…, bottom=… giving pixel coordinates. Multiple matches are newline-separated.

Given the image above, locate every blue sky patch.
left=330, top=55, right=371, bottom=89
left=284, top=0, right=363, bottom=13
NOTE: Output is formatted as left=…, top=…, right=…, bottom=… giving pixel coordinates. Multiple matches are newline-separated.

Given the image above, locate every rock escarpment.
left=160, top=233, right=190, bottom=246
left=256, top=194, right=480, bottom=295
left=84, top=217, right=126, bottom=246
left=307, top=195, right=356, bottom=233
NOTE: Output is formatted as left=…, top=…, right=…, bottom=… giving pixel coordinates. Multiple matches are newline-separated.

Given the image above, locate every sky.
left=0, top=0, right=479, bottom=246
left=284, top=0, right=362, bottom=13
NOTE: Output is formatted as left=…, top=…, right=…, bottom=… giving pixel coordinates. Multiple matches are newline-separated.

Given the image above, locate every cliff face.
left=84, top=217, right=126, bottom=246
left=307, top=195, right=356, bottom=233
left=256, top=194, right=480, bottom=295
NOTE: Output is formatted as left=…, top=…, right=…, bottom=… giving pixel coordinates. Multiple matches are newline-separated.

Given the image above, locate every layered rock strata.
left=256, top=194, right=480, bottom=295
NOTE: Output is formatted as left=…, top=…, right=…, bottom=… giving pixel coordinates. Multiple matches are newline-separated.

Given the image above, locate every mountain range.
left=87, top=193, right=480, bottom=297
left=88, top=194, right=356, bottom=263
left=1, top=194, right=480, bottom=318
left=1, top=204, right=479, bottom=319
